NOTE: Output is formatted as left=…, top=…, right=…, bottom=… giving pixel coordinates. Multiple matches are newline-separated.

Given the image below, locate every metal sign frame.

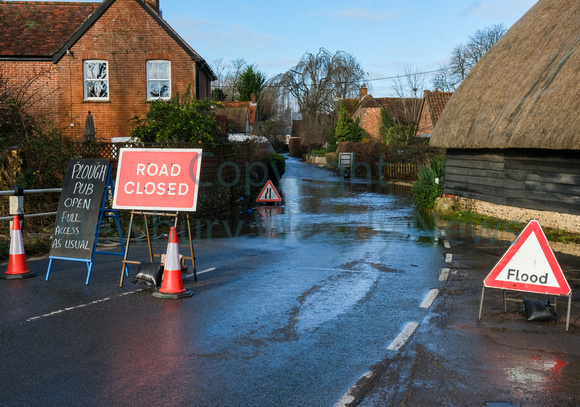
left=119, top=211, right=197, bottom=287
left=478, top=219, right=573, bottom=330
left=46, top=166, right=127, bottom=284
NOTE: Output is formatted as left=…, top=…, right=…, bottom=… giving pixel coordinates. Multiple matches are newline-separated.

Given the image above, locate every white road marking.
left=334, top=372, right=373, bottom=407
left=439, top=267, right=450, bottom=281
left=445, top=253, right=453, bottom=263
left=444, top=240, right=451, bottom=249
left=26, top=289, right=145, bottom=322
left=387, top=321, right=420, bottom=351
left=420, top=289, right=439, bottom=308
left=196, top=267, right=216, bottom=275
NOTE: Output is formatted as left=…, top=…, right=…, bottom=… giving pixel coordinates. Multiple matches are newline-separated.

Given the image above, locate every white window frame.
left=147, top=60, right=171, bottom=100
left=83, top=60, right=109, bottom=100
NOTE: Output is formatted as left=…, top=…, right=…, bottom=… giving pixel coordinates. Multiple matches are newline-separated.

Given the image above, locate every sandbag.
left=132, top=261, right=163, bottom=287
left=521, top=299, right=557, bottom=322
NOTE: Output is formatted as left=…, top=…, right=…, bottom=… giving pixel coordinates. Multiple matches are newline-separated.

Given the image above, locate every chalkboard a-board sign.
left=50, top=159, right=110, bottom=260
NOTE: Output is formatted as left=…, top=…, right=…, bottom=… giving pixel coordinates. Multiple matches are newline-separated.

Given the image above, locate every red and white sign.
left=112, top=148, right=202, bottom=211
left=256, top=180, right=282, bottom=203
left=483, top=219, right=571, bottom=296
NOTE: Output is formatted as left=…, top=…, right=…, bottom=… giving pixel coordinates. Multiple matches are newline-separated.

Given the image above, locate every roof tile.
left=0, top=1, right=100, bottom=57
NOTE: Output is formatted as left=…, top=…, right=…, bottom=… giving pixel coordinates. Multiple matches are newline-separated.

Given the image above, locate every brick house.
left=415, top=89, right=453, bottom=140
left=342, top=85, right=421, bottom=141
left=220, top=94, right=258, bottom=134
left=0, top=0, right=216, bottom=141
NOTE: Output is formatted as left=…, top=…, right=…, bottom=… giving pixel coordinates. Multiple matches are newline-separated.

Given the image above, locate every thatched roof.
left=431, top=0, right=580, bottom=150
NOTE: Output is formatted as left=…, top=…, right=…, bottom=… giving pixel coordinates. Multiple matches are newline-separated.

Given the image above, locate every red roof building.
left=342, top=85, right=422, bottom=141
left=415, top=89, right=453, bottom=139
left=0, top=0, right=215, bottom=141
left=220, top=94, right=258, bottom=134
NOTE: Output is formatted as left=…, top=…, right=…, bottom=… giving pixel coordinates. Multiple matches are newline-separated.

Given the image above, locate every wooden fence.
left=383, top=162, right=419, bottom=180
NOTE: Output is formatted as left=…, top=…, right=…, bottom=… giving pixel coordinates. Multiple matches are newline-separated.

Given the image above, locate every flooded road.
left=0, top=156, right=447, bottom=407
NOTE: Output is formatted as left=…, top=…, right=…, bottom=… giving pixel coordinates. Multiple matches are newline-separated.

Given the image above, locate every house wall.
left=0, top=0, right=209, bottom=141
left=444, top=149, right=580, bottom=215
left=55, top=0, right=201, bottom=141
left=197, top=68, right=211, bottom=100
left=352, top=106, right=381, bottom=140
left=416, top=101, right=433, bottom=136
left=0, top=61, right=60, bottom=123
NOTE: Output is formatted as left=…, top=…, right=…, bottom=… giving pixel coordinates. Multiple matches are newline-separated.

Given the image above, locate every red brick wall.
left=353, top=106, right=382, bottom=140
left=0, top=61, right=60, bottom=123
left=1, top=0, right=207, bottom=141
left=416, top=100, right=433, bottom=136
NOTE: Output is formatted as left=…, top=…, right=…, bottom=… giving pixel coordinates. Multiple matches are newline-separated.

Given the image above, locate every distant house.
left=415, top=89, right=453, bottom=140
left=431, top=0, right=580, bottom=232
left=220, top=94, right=258, bottom=135
left=0, top=0, right=216, bottom=141
left=342, top=85, right=421, bottom=141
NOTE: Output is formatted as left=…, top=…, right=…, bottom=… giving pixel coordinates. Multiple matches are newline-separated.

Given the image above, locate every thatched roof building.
left=431, top=0, right=580, bottom=150
left=430, top=0, right=580, bottom=230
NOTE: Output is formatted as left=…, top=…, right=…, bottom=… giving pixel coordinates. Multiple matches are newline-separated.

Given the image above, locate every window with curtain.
left=147, top=60, right=171, bottom=100
left=84, top=60, right=109, bottom=100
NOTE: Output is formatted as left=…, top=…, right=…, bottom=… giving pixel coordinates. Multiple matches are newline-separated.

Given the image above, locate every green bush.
left=264, top=152, right=286, bottom=181
left=332, top=101, right=368, bottom=144
left=130, top=94, right=222, bottom=143
left=412, top=155, right=445, bottom=210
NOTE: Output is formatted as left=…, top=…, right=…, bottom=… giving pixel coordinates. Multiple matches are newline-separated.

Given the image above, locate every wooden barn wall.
left=444, top=149, right=580, bottom=215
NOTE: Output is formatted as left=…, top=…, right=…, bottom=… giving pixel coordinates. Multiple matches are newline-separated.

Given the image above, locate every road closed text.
left=123, top=163, right=189, bottom=196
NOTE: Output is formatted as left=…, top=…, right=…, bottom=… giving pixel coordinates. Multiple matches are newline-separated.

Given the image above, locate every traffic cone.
left=1, top=215, right=37, bottom=279
left=153, top=226, right=192, bottom=299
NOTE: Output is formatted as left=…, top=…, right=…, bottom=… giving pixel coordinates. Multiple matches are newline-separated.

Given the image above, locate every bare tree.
left=209, top=58, right=248, bottom=101
left=432, top=23, right=507, bottom=91
left=275, top=48, right=366, bottom=116
left=273, top=48, right=366, bottom=147
left=430, top=66, right=459, bottom=92
left=389, top=64, right=425, bottom=144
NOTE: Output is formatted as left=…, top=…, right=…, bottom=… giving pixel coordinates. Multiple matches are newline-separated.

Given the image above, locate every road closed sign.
left=483, top=219, right=571, bottom=296
left=113, top=148, right=202, bottom=211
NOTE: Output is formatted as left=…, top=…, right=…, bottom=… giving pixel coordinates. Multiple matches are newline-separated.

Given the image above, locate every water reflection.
left=182, top=157, right=438, bottom=247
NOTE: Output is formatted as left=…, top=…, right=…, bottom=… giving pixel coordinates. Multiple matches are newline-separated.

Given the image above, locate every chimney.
left=359, top=84, right=368, bottom=101
left=144, top=0, right=160, bottom=13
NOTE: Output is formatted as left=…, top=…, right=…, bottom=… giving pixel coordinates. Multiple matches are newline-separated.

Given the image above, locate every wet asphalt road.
left=356, top=223, right=580, bottom=406
left=0, top=156, right=497, bottom=406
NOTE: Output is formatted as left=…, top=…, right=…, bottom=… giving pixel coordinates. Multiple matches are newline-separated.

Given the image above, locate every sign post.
left=478, top=219, right=573, bottom=330
left=112, top=148, right=202, bottom=286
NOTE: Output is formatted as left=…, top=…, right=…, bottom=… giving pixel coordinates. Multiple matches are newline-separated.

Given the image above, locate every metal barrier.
left=0, top=185, right=62, bottom=222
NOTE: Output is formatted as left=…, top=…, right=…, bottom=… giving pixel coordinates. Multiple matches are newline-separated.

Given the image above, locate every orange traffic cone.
left=1, top=215, right=36, bottom=279
left=153, top=226, right=192, bottom=299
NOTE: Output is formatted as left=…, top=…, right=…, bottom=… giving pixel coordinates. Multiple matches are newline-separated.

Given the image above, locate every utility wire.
left=213, top=67, right=452, bottom=89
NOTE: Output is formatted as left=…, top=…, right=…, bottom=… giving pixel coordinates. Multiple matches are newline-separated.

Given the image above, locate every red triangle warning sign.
left=256, top=180, right=282, bottom=203
left=483, top=219, right=571, bottom=296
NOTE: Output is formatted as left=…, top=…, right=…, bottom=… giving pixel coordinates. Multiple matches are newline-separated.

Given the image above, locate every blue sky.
left=164, top=0, right=538, bottom=95
left=37, top=0, right=538, bottom=96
